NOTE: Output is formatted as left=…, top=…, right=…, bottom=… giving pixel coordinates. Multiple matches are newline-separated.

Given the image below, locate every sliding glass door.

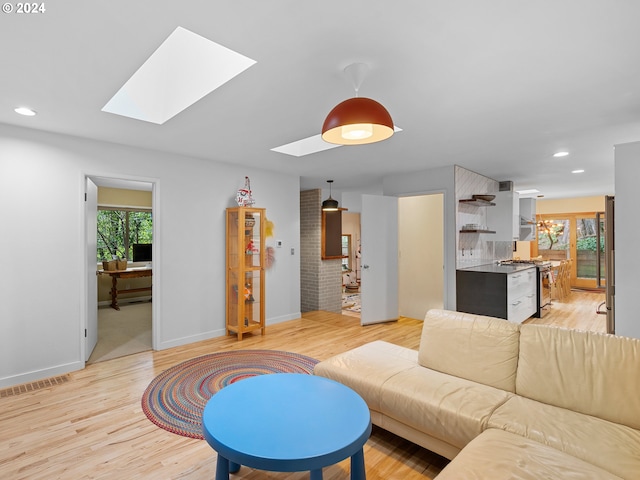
left=537, top=213, right=603, bottom=290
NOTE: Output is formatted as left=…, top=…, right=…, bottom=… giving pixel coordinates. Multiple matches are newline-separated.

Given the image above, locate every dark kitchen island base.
left=456, top=269, right=509, bottom=319
left=456, top=264, right=537, bottom=323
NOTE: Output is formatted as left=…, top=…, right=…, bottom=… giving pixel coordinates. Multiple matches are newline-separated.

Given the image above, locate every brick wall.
left=300, top=189, right=342, bottom=313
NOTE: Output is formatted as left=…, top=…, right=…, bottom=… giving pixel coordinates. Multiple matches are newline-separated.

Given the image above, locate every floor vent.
left=0, top=375, right=70, bottom=398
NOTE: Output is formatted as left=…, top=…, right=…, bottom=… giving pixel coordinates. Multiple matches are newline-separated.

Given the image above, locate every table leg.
left=215, top=455, right=230, bottom=480
left=310, top=468, right=323, bottom=480
left=110, top=275, right=120, bottom=310
left=229, top=461, right=240, bottom=473
left=350, top=448, right=366, bottom=480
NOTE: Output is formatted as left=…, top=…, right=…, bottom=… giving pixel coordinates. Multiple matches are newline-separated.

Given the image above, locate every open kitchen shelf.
left=459, top=199, right=496, bottom=207
left=460, top=229, right=496, bottom=234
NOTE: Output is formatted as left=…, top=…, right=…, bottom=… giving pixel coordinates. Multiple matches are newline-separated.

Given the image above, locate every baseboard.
left=156, top=312, right=302, bottom=350
left=0, top=360, right=84, bottom=389
left=157, top=327, right=228, bottom=350
left=267, top=312, right=302, bottom=325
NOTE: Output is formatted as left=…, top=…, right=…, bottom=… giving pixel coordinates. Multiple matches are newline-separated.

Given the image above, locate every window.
left=97, top=208, right=152, bottom=261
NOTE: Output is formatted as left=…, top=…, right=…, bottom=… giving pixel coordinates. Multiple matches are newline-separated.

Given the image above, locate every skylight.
left=272, top=126, right=403, bottom=157
left=270, top=134, right=341, bottom=157
left=102, top=27, right=256, bottom=124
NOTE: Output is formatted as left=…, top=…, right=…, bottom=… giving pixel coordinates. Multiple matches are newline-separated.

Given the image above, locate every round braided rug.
left=141, top=349, right=319, bottom=439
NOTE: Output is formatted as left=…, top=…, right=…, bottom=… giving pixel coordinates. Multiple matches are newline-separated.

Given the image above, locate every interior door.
left=360, top=194, right=398, bottom=325
left=85, top=177, right=98, bottom=361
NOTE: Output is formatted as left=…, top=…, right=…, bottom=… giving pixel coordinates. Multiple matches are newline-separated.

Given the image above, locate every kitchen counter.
left=456, top=264, right=538, bottom=323
left=458, top=263, right=536, bottom=274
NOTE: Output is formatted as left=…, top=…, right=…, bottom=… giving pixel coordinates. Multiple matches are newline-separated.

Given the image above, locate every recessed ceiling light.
left=14, top=107, right=37, bottom=116
left=572, top=169, right=585, bottom=174
left=553, top=151, right=569, bottom=157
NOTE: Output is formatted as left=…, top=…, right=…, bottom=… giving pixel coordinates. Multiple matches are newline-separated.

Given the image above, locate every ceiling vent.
left=499, top=181, right=514, bottom=192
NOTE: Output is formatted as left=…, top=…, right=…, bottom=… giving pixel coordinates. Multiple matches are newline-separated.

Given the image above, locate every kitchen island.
left=456, top=263, right=537, bottom=323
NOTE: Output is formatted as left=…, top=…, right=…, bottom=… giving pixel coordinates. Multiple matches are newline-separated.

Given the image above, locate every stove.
left=498, top=259, right=551, bottom=267
left=499, top=260, right=552, bottom=317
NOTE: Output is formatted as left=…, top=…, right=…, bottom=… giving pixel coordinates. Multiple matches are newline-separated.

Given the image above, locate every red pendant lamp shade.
left=321, top=97, right=394, bottom=145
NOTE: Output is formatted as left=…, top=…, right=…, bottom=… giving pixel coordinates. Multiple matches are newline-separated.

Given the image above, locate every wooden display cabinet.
left=226, top=207, right=266, bottom=340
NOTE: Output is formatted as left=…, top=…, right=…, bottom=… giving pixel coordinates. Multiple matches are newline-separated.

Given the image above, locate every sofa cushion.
left=418, top=309, right=520, bottom=392
left=380, top=365, right=512, bottom=449
left=435, top=428, right=623, bottom=480
left=517, top=324, right=640, bottom=430
left=487, top=394, right=640, bottom=479
left=313, top=340, right=418, bottom=412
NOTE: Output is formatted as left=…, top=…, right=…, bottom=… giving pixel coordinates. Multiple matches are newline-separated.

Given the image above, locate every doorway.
left=341, top=213, right=361, bottom=317
left=84, top=175, right=156, bottom=364
left=398, top=194, right=444, bottom=319
left=343, top=193, right=445, bottom=321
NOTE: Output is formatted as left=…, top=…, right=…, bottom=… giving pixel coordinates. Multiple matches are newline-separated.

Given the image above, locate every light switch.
left=290, top=248, right=295, bottom=255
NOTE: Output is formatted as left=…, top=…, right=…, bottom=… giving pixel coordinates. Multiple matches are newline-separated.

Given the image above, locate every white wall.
left=613, top=141, right=640, bottom=339
left=398, top=195, right=444, bottom=319
left=0, top=124, right=301, bottom=387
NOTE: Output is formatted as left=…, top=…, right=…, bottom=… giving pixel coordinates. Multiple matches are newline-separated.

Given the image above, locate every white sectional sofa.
left=314, top=309, right=640, bottom=479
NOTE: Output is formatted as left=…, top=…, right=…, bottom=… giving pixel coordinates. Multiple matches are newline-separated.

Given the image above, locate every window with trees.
left=97, top=208, right=152, bottom=262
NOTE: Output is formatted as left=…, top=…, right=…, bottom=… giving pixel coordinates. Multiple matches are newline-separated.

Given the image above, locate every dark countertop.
left=457, top=263, right=536, bottom=274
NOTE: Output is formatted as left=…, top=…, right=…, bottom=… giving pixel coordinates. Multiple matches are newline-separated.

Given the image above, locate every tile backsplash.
left=455, top=166, right=513, bottom=268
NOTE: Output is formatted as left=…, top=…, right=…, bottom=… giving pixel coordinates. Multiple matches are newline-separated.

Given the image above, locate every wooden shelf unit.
left=226, top=207, right=266, bottom=340
left=459, top=199, right=496, bottom=207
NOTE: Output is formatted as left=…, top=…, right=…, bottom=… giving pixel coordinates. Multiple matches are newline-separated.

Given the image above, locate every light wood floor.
left=524, top=289, right=607, bottom=333
left=0, top=291, right=605, bottom=480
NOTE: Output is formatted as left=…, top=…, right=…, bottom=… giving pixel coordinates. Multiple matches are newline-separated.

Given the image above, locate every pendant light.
left=322, top=63, right=394, bottom=146
left=321, top=180, right=339, bottom=211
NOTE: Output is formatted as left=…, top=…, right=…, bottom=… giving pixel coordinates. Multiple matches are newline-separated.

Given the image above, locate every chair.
left=549, top=261, right=566, bottom=301
left=561, top=258, right=572, bottom=298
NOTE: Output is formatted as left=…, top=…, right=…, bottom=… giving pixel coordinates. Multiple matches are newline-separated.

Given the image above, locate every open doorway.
left=398, top=194, right=444, bottom=319
left=85, top=176, right=155, bottom=364
left=341, top=193, right=444, bottom=320
left=341, top=213, right=361, bottom=317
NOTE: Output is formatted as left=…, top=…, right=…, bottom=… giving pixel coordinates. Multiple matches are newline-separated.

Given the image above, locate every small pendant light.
left=321, top=180, right=339, bottom=211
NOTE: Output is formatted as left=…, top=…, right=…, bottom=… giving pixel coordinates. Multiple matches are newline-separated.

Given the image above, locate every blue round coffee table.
left=202, top=373, right=371, bottom=480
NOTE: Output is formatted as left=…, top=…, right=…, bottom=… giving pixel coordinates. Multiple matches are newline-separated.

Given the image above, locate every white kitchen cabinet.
left=487, top=191, right=520, bottom=241
left=519, top=198, right=537, bottom=241
left=507, top=268, right=537, bottom=323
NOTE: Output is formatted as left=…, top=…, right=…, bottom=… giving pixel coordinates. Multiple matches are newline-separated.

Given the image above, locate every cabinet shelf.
left=459, top=199, right=496, bottom=207
left=459, top=229, right=496, bottom=234
left=226, top=207, right=266, bottom=341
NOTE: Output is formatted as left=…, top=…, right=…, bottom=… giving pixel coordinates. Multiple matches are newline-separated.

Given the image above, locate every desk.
left=202, top=373, right=371, bottom=480
left=98, top=268, right=152, bottom=310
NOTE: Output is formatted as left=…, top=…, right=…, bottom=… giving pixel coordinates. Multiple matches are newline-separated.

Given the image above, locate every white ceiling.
left=2, top=0, right=640, bottom=199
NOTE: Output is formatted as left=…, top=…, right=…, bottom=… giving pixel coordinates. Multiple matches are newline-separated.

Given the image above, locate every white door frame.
left=85, top=177, right=99, bottom=360
left=80, top=173, right=160, bottom=365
